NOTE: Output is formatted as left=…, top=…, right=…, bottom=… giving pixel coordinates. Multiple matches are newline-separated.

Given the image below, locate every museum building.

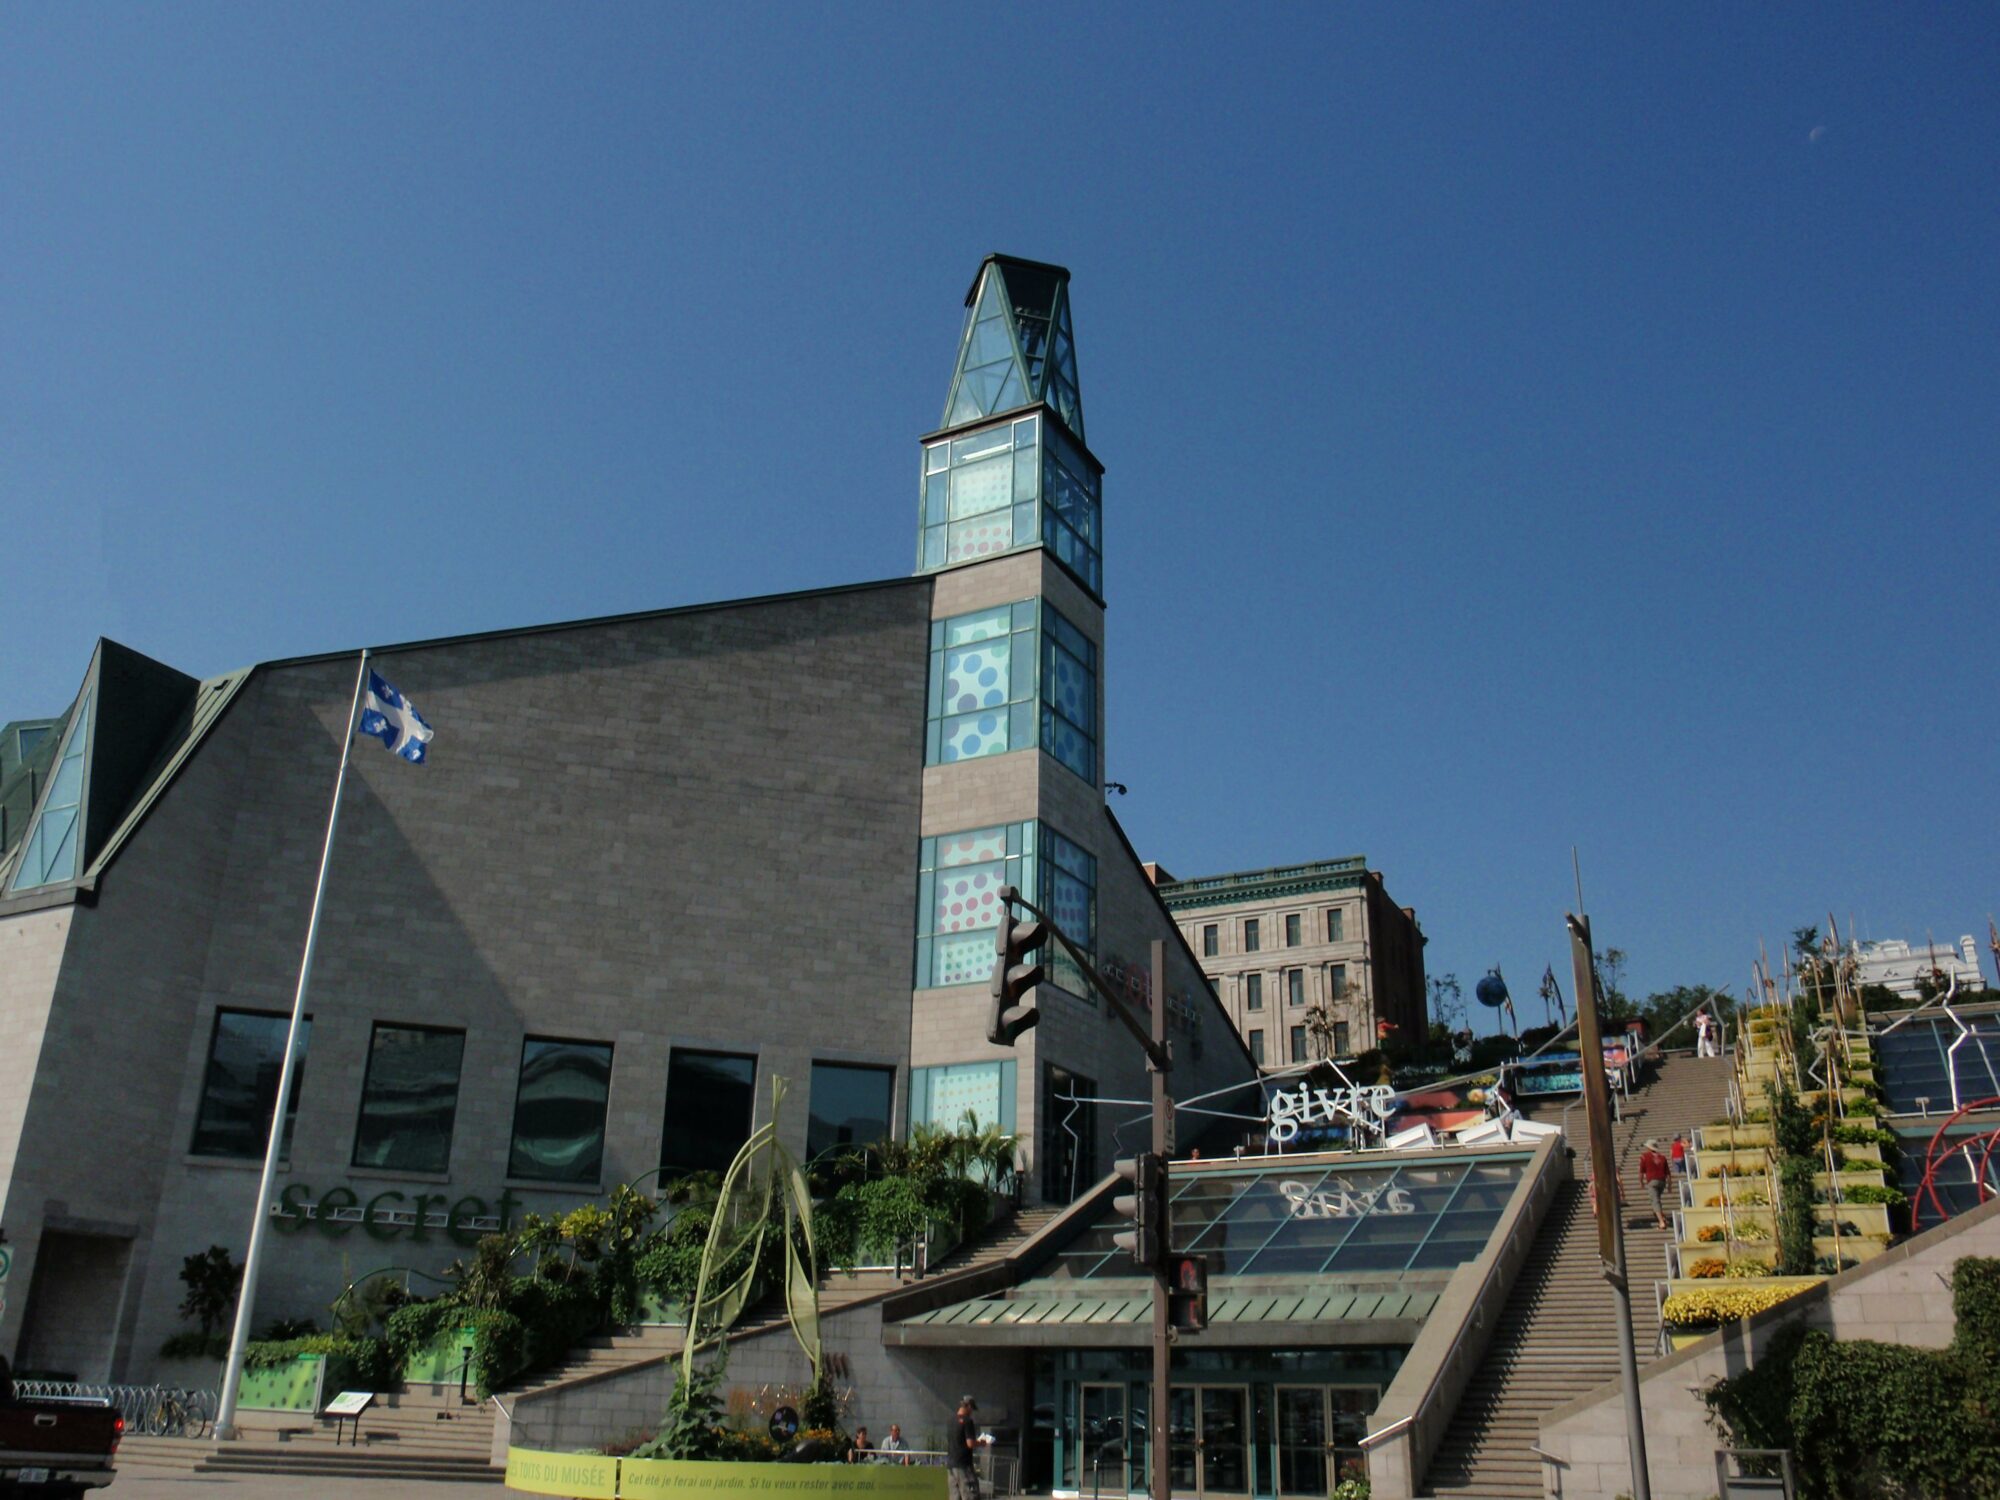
left=0, top=254, right=1263, bottom=1384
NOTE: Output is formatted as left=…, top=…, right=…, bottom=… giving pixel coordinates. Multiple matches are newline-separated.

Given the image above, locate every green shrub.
left=1837, top=1183, right=1905, bottom=1207
left=243, top=1334, right=397, bottom=1389
left=1778, top=1159, right=1818, bottom=1276
left=158, top=1330, right=227, bottom=1360
left=1705, top=1256, right=2000, bottom=1499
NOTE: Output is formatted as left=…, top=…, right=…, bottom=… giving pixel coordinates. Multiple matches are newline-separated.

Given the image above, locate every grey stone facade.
left=0, top=582, right=945, bottom=1378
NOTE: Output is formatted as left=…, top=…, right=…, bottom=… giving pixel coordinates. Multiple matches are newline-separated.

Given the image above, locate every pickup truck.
left=0, top=1374, right=121, bottom=1499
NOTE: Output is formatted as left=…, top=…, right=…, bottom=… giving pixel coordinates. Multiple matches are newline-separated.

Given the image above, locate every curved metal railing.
left=14, top=1380, right=219, bottom=1438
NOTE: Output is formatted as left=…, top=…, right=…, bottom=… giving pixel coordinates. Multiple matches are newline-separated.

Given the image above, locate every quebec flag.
left=358, top=671, right=435, bottom=764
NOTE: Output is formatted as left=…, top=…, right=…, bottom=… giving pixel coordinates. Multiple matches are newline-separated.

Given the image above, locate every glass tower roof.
left=942, top=255, right=1084, bottom=440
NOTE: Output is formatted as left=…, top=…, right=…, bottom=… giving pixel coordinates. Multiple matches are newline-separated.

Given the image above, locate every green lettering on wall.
left=363, top=1189, right=407, bottom=1241
left=447, top=1194, right=489, bottom=1247
left=317, top=1186, right=358, bottom=1236
left=275, top=1182, right=312, bottom=1233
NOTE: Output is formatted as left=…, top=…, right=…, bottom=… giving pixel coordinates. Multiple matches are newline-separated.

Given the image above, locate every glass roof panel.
left=8, top=690, right=91, bottom=893
left=1051, top=1154, right=1530, bottom=1281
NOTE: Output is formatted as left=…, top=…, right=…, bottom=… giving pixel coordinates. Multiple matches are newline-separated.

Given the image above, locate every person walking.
left=1695, top=1010, right=1719, bottom=1057
left=1639, top=1138, right=1672, bottom=1230
left=1669, top=1132, right=1687, bottom=1178
left=947, top=1396, right=985, bottom=1500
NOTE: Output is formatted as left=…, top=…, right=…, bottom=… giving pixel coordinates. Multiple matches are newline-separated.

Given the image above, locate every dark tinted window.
left=191, top=1010, right=309, bottom=1160
left=508, top=1038, right=612, bottom=1184
left=1285, top=915, right=1301, bottom=947
left=1244, top=919, right=1261, bottom=952
left=660, top=1050, right=757, bottom=1178
left=353, top=1024, right=465, bottom=1173
left=1202, top=925, right=1218, bottom=957
left=1249, top=1030, right=1265, bottom=1065
left=808, top=1062, right=895, bottom=1162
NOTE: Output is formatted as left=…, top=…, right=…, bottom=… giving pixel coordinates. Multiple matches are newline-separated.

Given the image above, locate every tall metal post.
left=1568, top=912, right=1651, bottom=1500
left=1149, top=939, right=1173, bottom=1500
left=214, top=650, right=370, bottom=1440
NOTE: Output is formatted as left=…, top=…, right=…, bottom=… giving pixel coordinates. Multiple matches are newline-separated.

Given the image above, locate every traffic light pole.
left=993, top=893, right=1175, bottom=1500
left=1148, top=939, right=1173, bottom=1500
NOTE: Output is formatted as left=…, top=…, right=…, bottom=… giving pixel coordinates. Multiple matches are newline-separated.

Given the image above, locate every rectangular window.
left=508, top=1037, right=613, bottom=1184
left=1290, top=1025, right=1309, bottom=1063
left=1245, top=973, right=1264, bottom=1011
left=1244, top=918, right=1261, bottom=952
left=191, top=1009, right=309, bottom=1160
left=1039, top=605, right=1098, bottom=783
left=1249, top=1030, right=1265, bottom=1065
left=660, top=1050, right=757, bottom=1179
left=808, top=1062, right=896, bottom=1162
left=909, top=1059, right=1017, bottom=1134
left=352, top=1024, right=465, bottom=1173
left=1327, top=909, right=1346, bottom=943
left=926, top=603, right=1039, bottom=765
left=919, top=415, right=1042, bottom=572
left=1331, top=963, right=1349, bottom=1000
left=1334, top=1021, right=1351, bottom=1055
left=916, top=822, right=1093, bottom=997
left=1202, top=924, right=1218, bottom=958
left=1038, top=825, right=1097, bottom=997
left=1041, top=422, right=1103, bottom=594
left=1287, top=969, right=1306, bottom=1006
left=1285, top=914, right=1302, bottom=947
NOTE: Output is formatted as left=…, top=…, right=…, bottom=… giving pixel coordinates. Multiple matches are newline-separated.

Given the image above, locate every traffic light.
left=987, top=885, right=1046, bottom=1047
left=1168, top=1253, right=1209, bottom=1333
left=1111, top=1152, right=1166, bottom=1269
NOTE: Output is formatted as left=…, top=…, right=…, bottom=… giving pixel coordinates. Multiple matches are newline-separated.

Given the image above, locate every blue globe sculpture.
left=1475, top=970, right=1509, bottom=1009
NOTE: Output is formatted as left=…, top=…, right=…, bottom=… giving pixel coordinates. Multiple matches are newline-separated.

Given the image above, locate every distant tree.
left=1635, top=983, right=1734, bottom=1045
left=1427, top=972, right=1465, bottom=1033
left=1592, top=947, right=1634, bottom=1022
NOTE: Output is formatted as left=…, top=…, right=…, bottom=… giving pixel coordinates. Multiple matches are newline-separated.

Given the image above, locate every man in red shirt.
left=1639, top=1139, right=1671, bottom=1229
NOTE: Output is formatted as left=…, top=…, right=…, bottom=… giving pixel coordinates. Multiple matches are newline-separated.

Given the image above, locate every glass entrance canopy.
left=1048, top=1154, right=1529, bottom=1280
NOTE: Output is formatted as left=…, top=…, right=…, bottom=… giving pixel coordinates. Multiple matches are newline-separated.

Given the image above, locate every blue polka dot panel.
left=925, top=599, right=1097, bottom=784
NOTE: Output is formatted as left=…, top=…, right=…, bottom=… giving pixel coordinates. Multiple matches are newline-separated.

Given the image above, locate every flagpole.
left=215, top=649, right=369, bottom=1441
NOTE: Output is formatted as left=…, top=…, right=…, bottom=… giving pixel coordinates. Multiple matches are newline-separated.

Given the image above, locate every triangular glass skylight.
left=941, top=258, right=1085, bottom=441
left=7, top=690, right=91, bottom=893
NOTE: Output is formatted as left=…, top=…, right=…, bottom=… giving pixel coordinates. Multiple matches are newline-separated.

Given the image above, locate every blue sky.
left=4, top=6, right=1995, bottom=1020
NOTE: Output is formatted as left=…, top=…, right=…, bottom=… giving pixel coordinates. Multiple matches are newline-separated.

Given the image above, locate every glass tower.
left=912, top=254, right=1111, bottom=1204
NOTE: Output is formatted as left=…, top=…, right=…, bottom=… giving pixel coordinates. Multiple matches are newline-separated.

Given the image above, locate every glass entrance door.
left=1079, top=1383, right=1128, bottom=1494
left=1161, top=1386, right=1253, bottom=1499
left=1275, top=1386, right=1329, bottom=1498
left=1196, top=1387, right=1251, bottom=1499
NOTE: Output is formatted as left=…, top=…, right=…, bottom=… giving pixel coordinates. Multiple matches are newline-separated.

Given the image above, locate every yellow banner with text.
left=506, top=1449, right=950, bottom=1500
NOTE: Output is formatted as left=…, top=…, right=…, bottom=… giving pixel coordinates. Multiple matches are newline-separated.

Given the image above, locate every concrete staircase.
left=1419, top=1051, right=1732, bottom=1498
left=115, top=1387, right=503, bottom=1484
left=116, top=1204, right=1067, bottom=1485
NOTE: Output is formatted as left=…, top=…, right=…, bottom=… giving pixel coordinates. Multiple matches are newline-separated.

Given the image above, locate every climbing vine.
left=1705, top=1256, right=2000, bottom=1498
